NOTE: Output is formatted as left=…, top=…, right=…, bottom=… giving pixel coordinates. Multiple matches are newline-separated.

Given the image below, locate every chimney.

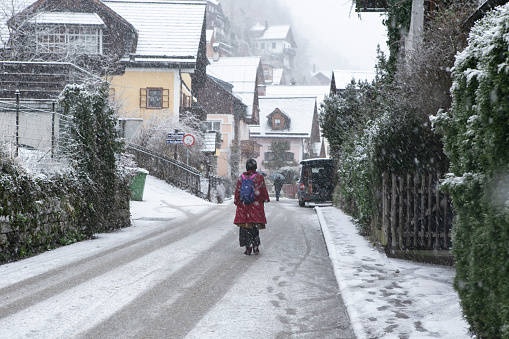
left=265, top=20, right=269, bottom=31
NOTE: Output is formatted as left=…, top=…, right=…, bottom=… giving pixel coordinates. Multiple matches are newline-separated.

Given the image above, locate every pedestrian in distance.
left=234, top=158, right=270, bottom=255
left=274, top=177, right=283, bottom=201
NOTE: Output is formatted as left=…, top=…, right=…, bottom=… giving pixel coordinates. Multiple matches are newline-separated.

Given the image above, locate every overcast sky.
left=279, top=0, right=388, bottom=73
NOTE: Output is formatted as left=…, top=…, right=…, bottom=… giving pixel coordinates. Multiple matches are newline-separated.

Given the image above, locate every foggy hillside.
left=219, top=0, right=312, bottom=81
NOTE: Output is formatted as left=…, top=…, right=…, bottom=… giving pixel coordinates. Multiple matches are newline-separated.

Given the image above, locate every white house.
left=250, top=24, right=297, bottom=70
left=249, top=96, right=321, bottom=173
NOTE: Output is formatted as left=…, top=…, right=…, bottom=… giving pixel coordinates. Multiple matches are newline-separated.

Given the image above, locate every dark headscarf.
left=246, top=158, right=257, bottom=171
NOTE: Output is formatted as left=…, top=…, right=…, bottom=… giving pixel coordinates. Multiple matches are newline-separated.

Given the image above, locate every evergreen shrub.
left=60, top=84, right=130, bottom=236
left=431, top=4, right=509, bottom=337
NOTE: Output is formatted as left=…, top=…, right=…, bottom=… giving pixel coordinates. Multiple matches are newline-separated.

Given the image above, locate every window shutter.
left=140, top=88, right=147, bottom=108
left=162, top=89, right=169, bottom=108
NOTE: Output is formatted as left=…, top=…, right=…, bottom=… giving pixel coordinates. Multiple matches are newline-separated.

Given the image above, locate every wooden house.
left=310, top=71, right=330, bottom=86
left=0, top=0, right=136, bottom=100
left=262, top=64, right=287, bottom=86
left=4, top=0, right=136, bottom=71
left=205, top=0, right=232, bottom=58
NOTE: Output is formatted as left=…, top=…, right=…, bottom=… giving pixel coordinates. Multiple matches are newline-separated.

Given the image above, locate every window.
left=264, top=151, right=272, bottom=161
left=148, top=89, right=163, bottom=108
left=36, top=25, right=102, bottom=55
left=283, top=151, right=294, bottom=161
left=261, top=43, right=265, bottom=49
left=140, top=88, right=169, bottom=109
left=202, top=120, right=221, bottom=132
left=272, top=42, right=276, bottom=49
left=274, top=118, right=281, bottom=128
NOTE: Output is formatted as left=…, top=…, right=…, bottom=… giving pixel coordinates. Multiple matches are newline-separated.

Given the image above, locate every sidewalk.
left=315, top=206, right=470, bottom=339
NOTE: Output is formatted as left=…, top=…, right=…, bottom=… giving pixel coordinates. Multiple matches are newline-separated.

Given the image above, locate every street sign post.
left=166, top=133, right=184, bottom=145
left=183, top=134, right=195, bottom=147
left=183, top=134, right=195, bottom=165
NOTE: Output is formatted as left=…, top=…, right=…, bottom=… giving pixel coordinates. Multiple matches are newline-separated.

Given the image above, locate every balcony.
left=241, top=139, right=260, bottom=159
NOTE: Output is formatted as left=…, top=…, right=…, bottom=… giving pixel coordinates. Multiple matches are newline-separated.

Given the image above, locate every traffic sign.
left=167, top=133, right=184, bottom=139
left=166, top=139, right=183, bottom=144
left=183, top=134, right=195, bottom=147
left=166, top=132, right=184, bottom=145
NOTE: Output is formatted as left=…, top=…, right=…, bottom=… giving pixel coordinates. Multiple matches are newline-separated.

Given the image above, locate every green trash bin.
left=130, top=168, right=149, bottom=201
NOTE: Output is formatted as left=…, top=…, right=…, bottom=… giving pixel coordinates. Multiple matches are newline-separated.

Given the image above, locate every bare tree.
left=396, top=1, right=476, bottom=120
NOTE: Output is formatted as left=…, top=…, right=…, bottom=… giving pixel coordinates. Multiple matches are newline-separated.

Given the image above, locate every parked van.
left=298, top=158, right=334, bottom=207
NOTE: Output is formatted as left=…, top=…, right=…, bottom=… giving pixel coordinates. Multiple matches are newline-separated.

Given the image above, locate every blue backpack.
left=239, top=173, right=257, bottom=204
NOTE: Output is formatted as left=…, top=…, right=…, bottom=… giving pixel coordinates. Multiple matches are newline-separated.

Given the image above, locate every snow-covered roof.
left=27, top=12, right=105, bottom=26
left=332, top=70, right=376, bottom=89
left=272, top=69, right=283, bottom=85
left=102, top=0, right=206, bottom=60
left=258, top=25, right=291, bottom=40
left=250, top=24, right=266, bottom=32
left=207, top=57, right=261, bottom=118
left=265, top=85, right=329, bottom=105
left=250, top=96, right=317, bottom=138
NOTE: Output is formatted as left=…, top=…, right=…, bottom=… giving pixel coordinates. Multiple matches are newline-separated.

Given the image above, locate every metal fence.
left=0, top=95, right=71, bottom=172
left=127, top=143, right=225, bottom=201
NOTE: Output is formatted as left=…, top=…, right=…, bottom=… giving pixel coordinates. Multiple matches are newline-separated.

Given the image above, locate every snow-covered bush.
left=320, top=81, right=369, bottom=157
left=337, top=104, right=445, bottom=232
left=59, top=83, right=130, bottom=236
left=432, top=4, right=509, bottom=337
left=132, top=111, right=206, bottom=170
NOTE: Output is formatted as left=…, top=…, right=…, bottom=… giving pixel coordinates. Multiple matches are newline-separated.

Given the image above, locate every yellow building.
left=103, top=0, right=208, bottom=123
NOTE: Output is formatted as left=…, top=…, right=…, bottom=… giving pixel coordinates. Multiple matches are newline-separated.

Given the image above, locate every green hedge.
left=0, top=160, right=131, bottom=263
left=432, top=4, right=509, bottom=337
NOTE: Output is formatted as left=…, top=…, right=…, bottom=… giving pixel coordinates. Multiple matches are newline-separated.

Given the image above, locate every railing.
left=0, top=96, right=69, bottom=172
left=127, top=143, right=224, bottom=202
left=381, top=172, right=453, bottom=251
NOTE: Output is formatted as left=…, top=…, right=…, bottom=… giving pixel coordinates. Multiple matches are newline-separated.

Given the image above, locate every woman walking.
left=234, top=159, right=270, bottom=255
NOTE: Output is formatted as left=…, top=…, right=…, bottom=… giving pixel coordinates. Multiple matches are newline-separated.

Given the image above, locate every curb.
left=315, top=206, right=367, bottom=339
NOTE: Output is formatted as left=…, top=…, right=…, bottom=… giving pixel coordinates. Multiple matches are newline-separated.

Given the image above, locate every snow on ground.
left=0, top=176, right=216, bottom=288
left=316, top=206, right=470, bottom=338
left=1, top=175, right=470, bottom=338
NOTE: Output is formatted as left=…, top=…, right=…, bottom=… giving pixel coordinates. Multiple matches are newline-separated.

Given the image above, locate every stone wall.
left=0, top=162, right=131, bottom=263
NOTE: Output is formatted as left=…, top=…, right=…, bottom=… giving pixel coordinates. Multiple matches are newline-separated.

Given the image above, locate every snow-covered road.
left=0, top=175, right=469, bottom=338
left=0, top=176, right=354, bottom=338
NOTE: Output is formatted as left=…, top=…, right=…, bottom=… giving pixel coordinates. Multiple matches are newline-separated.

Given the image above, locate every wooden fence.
left=382, top=172, right=453, bottom=251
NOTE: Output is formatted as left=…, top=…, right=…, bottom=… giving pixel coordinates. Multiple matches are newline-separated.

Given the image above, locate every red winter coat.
left=234, top=171, right=270, bottom=224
